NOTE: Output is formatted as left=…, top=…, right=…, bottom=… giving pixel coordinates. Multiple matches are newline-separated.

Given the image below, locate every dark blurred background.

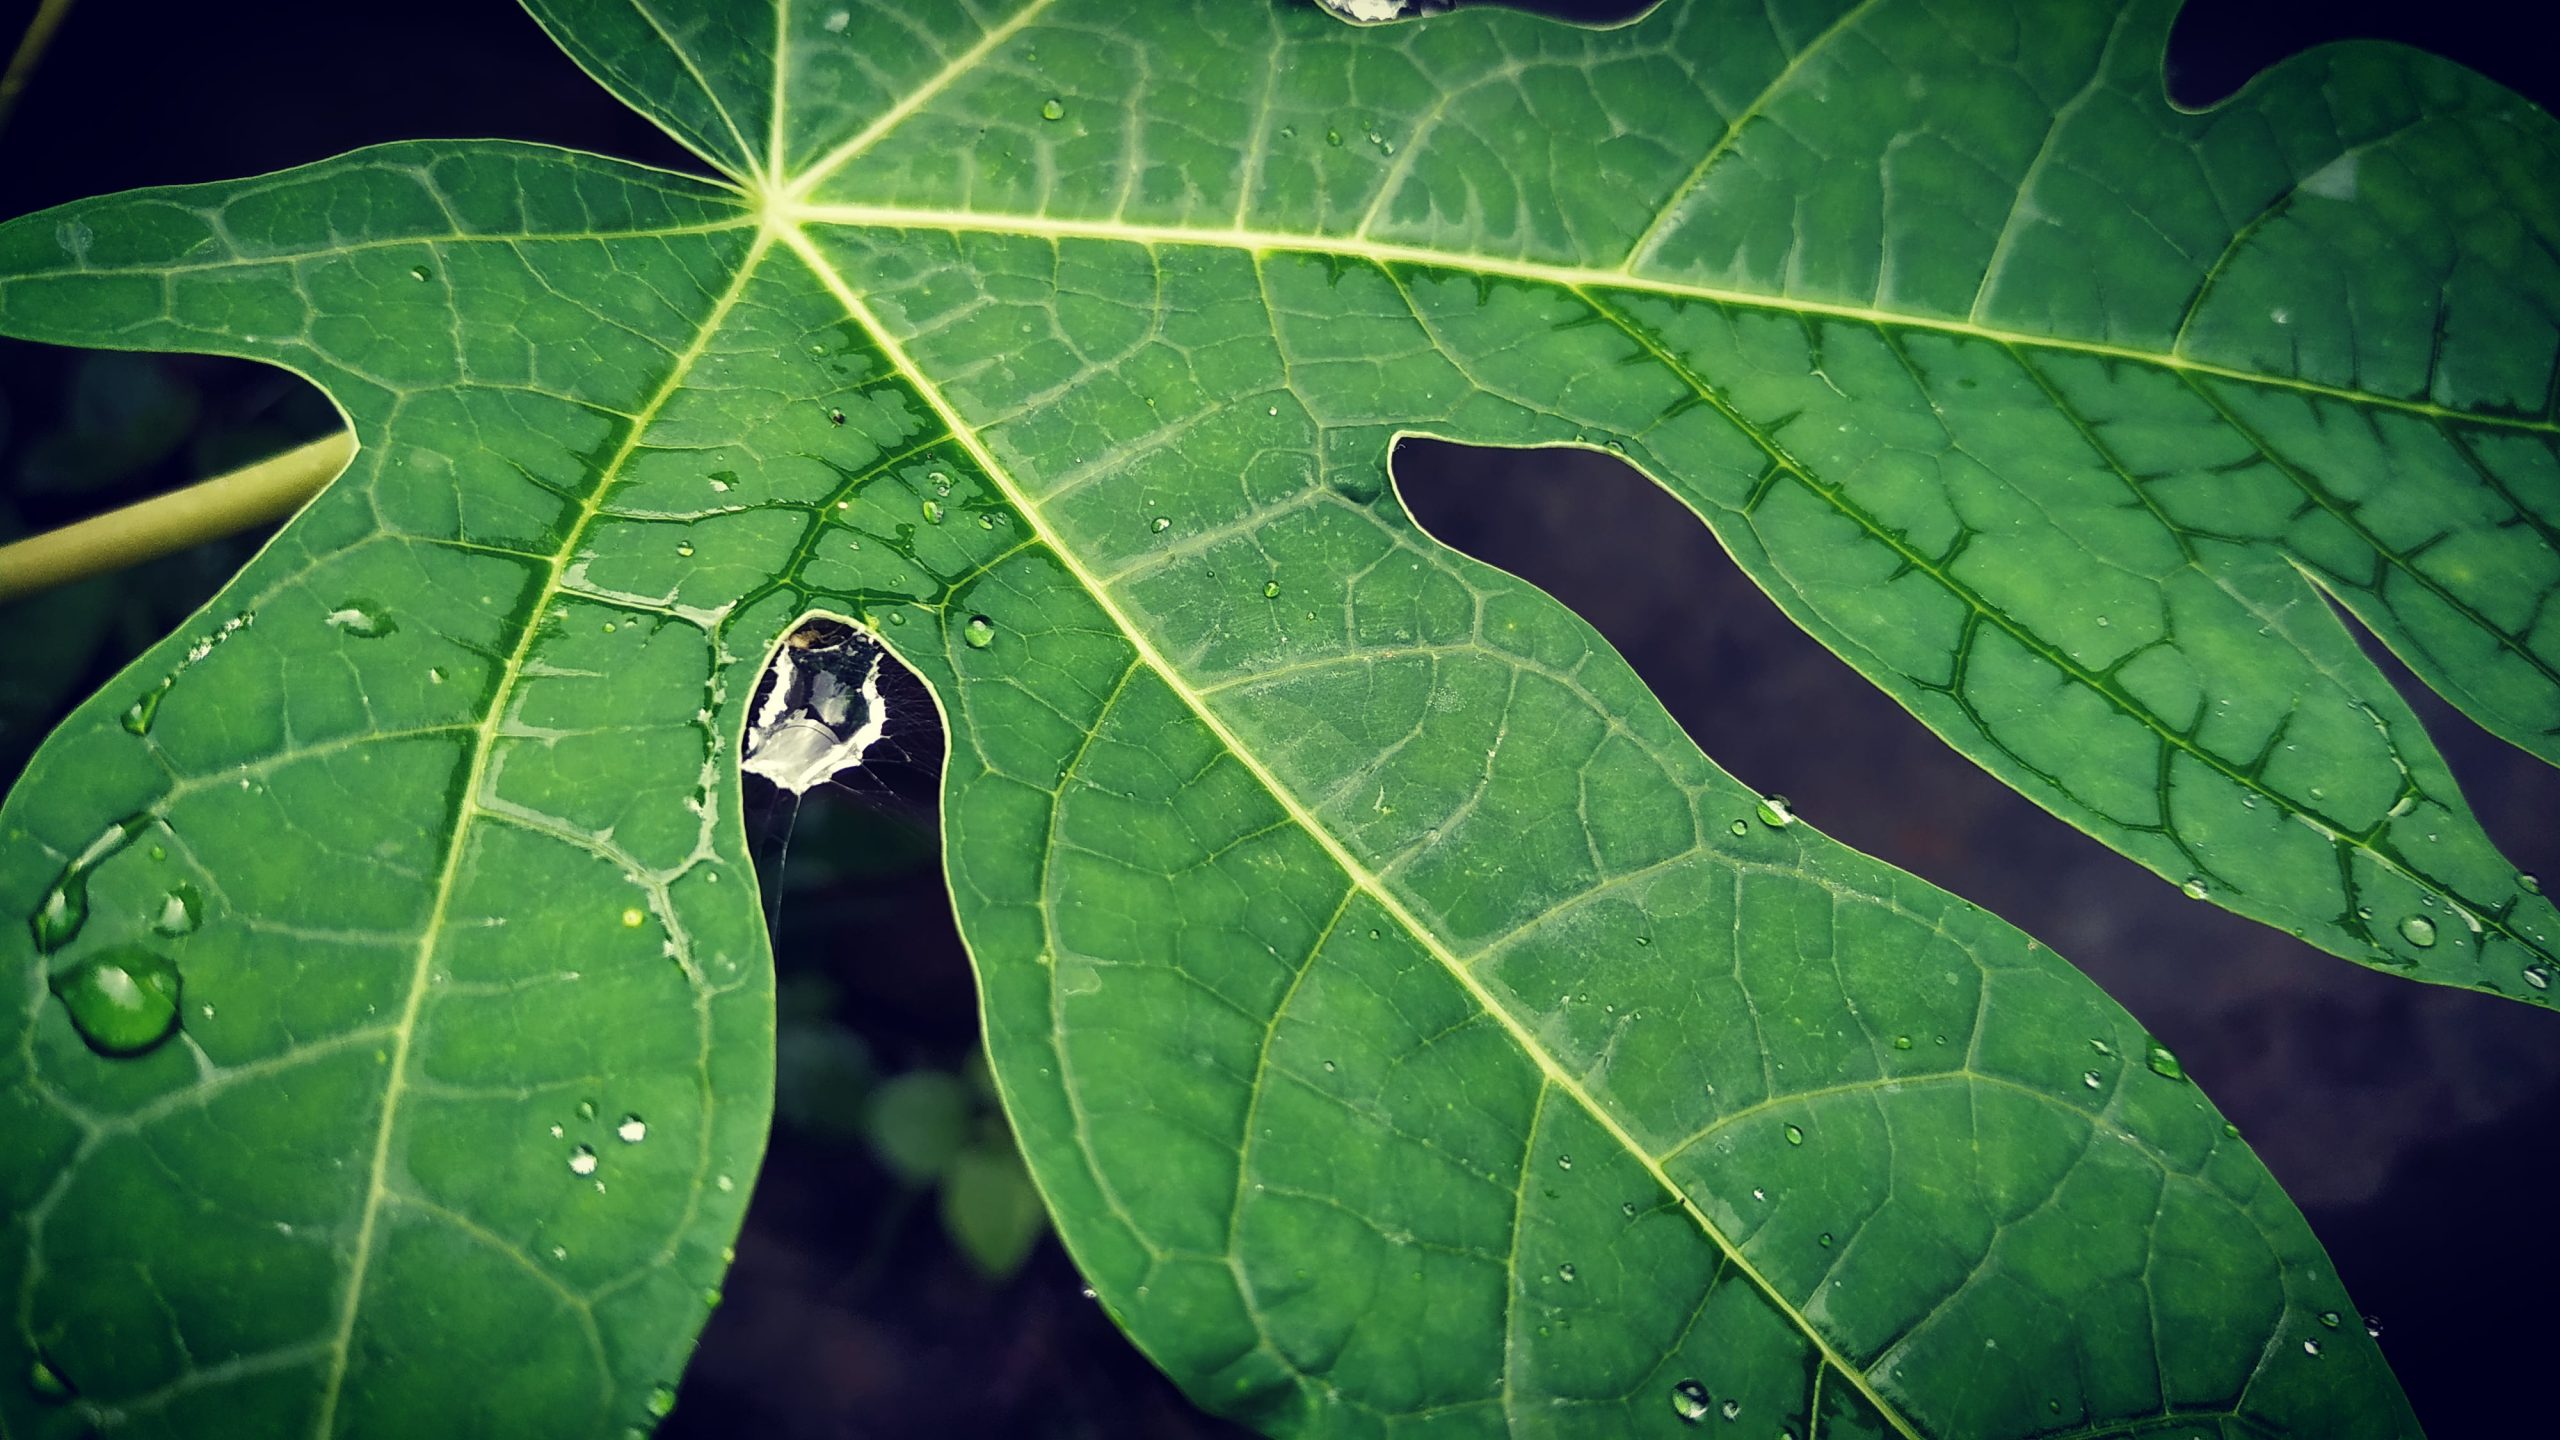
left=0, top=1, right=2550, bottom=1435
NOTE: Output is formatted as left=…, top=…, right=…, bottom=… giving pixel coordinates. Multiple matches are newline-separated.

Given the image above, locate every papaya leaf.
left=7, top=0, right=2554, bottom=1436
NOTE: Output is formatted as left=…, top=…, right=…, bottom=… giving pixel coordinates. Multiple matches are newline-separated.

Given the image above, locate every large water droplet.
left=2145, top=1040, right=2186, bottom=1082
left=50, top=944, right=182, bottom=1057
left=1784, top=1123, right=1804, bottom=1146
left=616, top=1114, right=647, bottom=1144
left=323, top=602, right=395, bottom=638
left=2399, top=914, right=2438, bottom=948
left=1669, top=1379, right=1711, bottom=1423
left=1754, top=795, right=1795, bottom=828
left=153, top=882, right=203, bottom=937
left=1039, top=97, right=1065, bottom=121
left=963, top=615, right=996, bottom=649
left=121, top=684, right=168, bottom=736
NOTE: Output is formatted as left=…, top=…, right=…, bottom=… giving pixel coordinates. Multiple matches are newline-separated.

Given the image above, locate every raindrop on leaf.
left=964, top=615, right=996, bottom=649
left=49, top=945, right=183, bottom=1057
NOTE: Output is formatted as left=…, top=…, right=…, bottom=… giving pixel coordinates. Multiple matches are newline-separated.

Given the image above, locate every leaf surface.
left=7, top=0, right=2553, bottom=1436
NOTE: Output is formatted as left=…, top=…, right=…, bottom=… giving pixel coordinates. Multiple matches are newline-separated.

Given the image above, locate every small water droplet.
left=963, top=615, right=996, bottom=649
left=827, top=407, right=846, bottom=425
left=2399, top=914, right=2438, bottom=948
left=1262, top=580, right=1281, bottom=598
left=2179, top=877, right=2208, bottom=901
left=49, top=944, right=183, bottom=1057
left=121, top=685, right=167, bottom=736
left=1556, top=1263, right=1575, bottom=1282
left=1784, top=1124, right=1804, bottom=1146
left=1892, top=1035, right=1912, bottom=1050
left=2145, top=1040, right=2187, bottom=1082
left=1325, top=128, right=1343, bottom=146
left=2303, top=1339, right=2322, bottom=1357
left=1818, top=1231, right=1834, bottom=1247
left=2222, top=1121, right=2242, bottom=1138
left=921, top=499, right=943, bottom=524
left=1720, top=1400, right=1741, bottom=1421
left=621, top=907, right=645, bottom=928
left=324, top=602, right=395, bottom=638
left=153, top=882, right=202, bottom=937
left=2522, top=873, right=2543, bottom=895
left=2364, top=1314, right=2383, bottom=1338
left=889, top=611, right=908, bottom=625
left=1323, top=1060, right=1338, bottom=1073
left=1728, top=819, right=1748, bottom=836
left=2082, top=1070, right=2102, bottom=1089
left=410, top=264, right=432, bottom=282
left=1620, top=1201, right=1636, bottom=1217
left=577, top=1099, right=597, bottom=1121
left=1754, top=795, right=1795, bottom=828
left=1151, top=515, right=1171, bottom=532
left=27, top=1353, right=71, bottom=1403
left=976, top=513, right=996, bottom=529
left=2526, top=966, right=2552, bottom=991
left=2318, top=1310, right=2341, bottom=1328
left=427, top=666, right=446, bottom=685
left=616, top=1114, right=647, bottom=1144
left=647, top=1383, right=677, bottom=1418
left=1669, top=1379, right=1711, bottom=1423
left=675, top=541, right=696, bottom=557
left=2089, top=1038, right=2114, bottom=1056
left=1040, top=97, right=1065, bottom=121
left=569, top=1145, right=598, bottom=1176
left=1556, top=1154, right=1571, bottom=1171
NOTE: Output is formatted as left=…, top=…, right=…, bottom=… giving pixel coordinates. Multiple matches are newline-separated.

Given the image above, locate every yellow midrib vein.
left=774, top=219, right=1925, bottom=1440
left=775, top=201, right=2556, bottom=437
left=306, top=231, right=777, bottom=1440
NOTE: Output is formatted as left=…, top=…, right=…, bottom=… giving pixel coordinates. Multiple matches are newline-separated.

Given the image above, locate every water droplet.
left=1721, top=1400, right=1742, bottom=1420
left=2399, top=914, right=2438, bottom=948
left=826, top=407, right=846, bottom=426
left=2179, top=877, right=2208, bottom=901
left=49, top=944, right=182, bottom=1057
left=2364, top=1314, right=2383, bottom=1338
left=675, top=541, right=695, bottom=557
left=2082, top=1070, right=2102, bottom=1089
left=2522, top=873, right=2543, bottom=895
left=1039, top=97, right=1065, bottom=121
left=1325, top=128, right=1343, bottom=146
left=976, top=513, right=996, bottom=529
left=921, top=499, right=943, bottom=524
left=576, top=1098, right=597, bottom=1121
left=2318, top=1310, right=2341, bottom=1328
left=27, top=1354, right=71, bottom=1403
left=324, top=602, right=395, bottom=638
left=1669, top=1379, right=1711, bottom=1423
left=616, top=1114, right=647, bottom=1144
left=889, top=611, right=908, bottom=625
left=621, top=907, right=645, bottom=929
left=2222, top=1121, right=2241, bottom=1139
left=428, top=666, right=446, bottom=684
left=153, top=882, right=202, bottom=937
left=1556, top=1154, right=1571, bottom=1171
left=1261, top=580, right=1281, bottom=599
left=121, top=685, right=167, bottom=736
left=1818, top=1231, right=1834, bottom=1247
left=2526, top=966, right=2552, bottom=991
left=1784, top=1124, right=1804, bottom=1146
left=1892, top=1035, right=1912, bottom=1050
left=2089, top=1038, right=2114, bottom=1056
left=569, top=1145, right=599, bottom=1176
left=1556, top=1263, right=1575, bottom=1282
left=1728, top=819, right=1748, bottom=836
left=964, top=615, right=996, bottom=649
left=1754, top=795, right=1795, bottom=828
left=1620, top=1201, right=1637, bottom=1217
left=1151, top=515, right=1171, bottom=532
left=2145, top=1040, right=2187, bottom=1082
left=647, top=1383, right=677, bottom=1418
left=2303, top=1339, right=2322, bottom=1357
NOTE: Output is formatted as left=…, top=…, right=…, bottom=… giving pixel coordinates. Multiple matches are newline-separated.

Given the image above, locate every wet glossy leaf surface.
left=6, top=0, right=2554, bottom=1435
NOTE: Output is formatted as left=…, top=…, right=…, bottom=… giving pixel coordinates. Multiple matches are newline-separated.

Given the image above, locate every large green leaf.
left=4, top=0, right=2551, bottom=1434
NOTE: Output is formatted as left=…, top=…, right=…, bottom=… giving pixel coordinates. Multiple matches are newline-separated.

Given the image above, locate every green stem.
left=0, top=0, right=80, bottom=139
left=0, top=432, right=352, bottom=603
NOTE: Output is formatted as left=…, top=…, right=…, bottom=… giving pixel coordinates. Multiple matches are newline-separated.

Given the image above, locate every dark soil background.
left=0, top=1, right=2550, bottom=1435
